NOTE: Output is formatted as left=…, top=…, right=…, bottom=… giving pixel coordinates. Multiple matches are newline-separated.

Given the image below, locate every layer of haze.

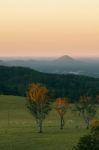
left=0, top=0, right=99, bottom=57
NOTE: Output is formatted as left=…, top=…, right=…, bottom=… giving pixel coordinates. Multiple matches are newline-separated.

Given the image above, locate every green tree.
left=75, top=96, right=97, bottom=129
left=26, top=83, right=51, bottom=133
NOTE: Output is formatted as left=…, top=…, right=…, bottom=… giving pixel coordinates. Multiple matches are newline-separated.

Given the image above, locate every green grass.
left=0, top=95, right=98, bottom=150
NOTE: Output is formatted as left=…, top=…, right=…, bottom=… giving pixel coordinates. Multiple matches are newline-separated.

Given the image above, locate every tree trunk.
left=39, top=118, right=43, bottom=133
left=60, top=116, right=64, bottom=129
left=83, top=114, right=90, bottom=129
left=85, top=118, right=90, bottom=129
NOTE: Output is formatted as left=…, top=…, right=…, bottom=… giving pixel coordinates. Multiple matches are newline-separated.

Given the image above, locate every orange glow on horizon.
left=0, top=0, right=99, bottom=57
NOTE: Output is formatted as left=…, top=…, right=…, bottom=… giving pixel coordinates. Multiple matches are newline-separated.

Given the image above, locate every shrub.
left=73, top=119, right=99, bottom=150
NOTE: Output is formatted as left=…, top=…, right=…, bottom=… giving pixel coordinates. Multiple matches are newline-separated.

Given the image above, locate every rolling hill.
left=0, top=66, right=99, bottom=102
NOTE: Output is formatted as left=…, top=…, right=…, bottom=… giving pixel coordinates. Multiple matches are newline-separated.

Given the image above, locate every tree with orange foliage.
left=56, top=98, right=69, bottom=129
left=26, top=83, right=51, bottom=133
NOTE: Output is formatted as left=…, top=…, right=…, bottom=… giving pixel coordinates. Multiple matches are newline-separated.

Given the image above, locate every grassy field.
left=0, top=95, right=98, bottom=150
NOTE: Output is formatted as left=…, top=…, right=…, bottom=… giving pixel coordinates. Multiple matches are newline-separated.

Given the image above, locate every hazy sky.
left=0, top=0, right=99, bottom=57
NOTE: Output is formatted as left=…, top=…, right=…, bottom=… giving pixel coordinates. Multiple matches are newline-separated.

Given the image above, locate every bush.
left=73, top=134, right=99, bottom=150
left=73, top=120, right=99, bottom=150
left=91, top=120, right=99, bottom=133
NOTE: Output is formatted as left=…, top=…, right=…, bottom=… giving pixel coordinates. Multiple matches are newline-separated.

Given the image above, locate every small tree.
left=56, top=98, right=69, bottom=129
left=75, top=96, right=97, bottom=129
left=26, top=83, right=51, bottom=133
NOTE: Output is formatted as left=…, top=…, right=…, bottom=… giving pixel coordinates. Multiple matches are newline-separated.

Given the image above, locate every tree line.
left=1, top=66, right=99, bottom=102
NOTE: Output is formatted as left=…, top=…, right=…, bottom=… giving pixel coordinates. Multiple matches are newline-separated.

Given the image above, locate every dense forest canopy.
left=0, top=66, right=99, bottom=102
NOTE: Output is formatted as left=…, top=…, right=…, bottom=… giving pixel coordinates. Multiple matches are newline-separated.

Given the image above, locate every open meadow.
left=0, top=95, right=98, bottom=150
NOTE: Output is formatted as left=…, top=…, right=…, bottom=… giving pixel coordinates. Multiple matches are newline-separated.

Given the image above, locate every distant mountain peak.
left=55, top=55, right=75, bottom=62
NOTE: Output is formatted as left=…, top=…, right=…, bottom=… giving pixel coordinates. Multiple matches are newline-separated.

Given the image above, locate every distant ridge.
left=0, top=55, right=99, bottom=77
left=0, top=60, right=6, bottom=66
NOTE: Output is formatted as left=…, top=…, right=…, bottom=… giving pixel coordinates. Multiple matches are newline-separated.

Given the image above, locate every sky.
left=0, top=0, right=99, bottom=57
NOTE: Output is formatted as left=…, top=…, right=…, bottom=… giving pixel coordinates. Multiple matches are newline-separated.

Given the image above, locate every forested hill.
left=0, top=66, right=99, bottom=102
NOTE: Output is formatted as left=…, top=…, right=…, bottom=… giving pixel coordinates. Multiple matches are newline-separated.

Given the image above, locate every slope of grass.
left=0, top=95, right=98, bottom=150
